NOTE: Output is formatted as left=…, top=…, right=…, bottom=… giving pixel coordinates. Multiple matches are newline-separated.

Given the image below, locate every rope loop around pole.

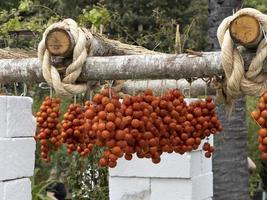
left=38, top=18, right=88, bottom=96
left=217, top=8, right=267, bottom=111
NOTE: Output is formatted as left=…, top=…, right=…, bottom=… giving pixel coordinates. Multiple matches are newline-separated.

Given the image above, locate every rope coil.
left=38, top=19, right=88, bottom=96
left=217, top=8, right=267, bottom=110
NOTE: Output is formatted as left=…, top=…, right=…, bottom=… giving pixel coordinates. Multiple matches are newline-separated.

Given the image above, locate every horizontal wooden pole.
left=0, top=51, right=255, bottom=84
left=121, top=79, right=215, bottom=97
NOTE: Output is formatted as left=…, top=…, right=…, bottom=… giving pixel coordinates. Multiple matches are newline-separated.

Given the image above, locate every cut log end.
left=230, top=15, right=262, bottom=48
left=45, top=29, right=74, bottom=57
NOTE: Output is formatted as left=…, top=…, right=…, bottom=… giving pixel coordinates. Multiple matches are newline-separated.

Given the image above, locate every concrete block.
left=0, top=138, right=36, bottom=181
left=201, top=150, right=212, bottom=174
left=0, top=96, right=7, bottom=139
left=2, top=178, right=31, bottom=200
left=0, top=96, right=36, bottom=138
left=190, top=151, right=203, bottom=177
left=150, top=172, right=213, bottom=200
left=7, top=97, right=36, bottom=137
left=150, top=178, right=192, bottom=200
left=109, top=177, right=150, bottom=200
left=110, top=150, right=210, bottom=178
left=192, top=172, right=213, bottom=200
left=0, top=182, right=3, bottom=200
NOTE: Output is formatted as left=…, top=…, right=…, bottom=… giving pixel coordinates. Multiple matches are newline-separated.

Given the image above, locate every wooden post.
left=229, top=14, right=263, bottom=48
left=175, top=24, right=182, bottom=54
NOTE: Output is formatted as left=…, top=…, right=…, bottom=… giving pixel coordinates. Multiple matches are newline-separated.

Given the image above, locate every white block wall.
left=0, top=178, right=32, bottom=200
left=109, top=98, right=213, bottom=200
left=0, top=96, right=36, bottom=200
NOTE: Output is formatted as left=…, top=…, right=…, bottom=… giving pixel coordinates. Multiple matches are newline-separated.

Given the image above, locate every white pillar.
left=0, top=96, right=36, bottom=200
left=109, top=98, right=213, bottom=200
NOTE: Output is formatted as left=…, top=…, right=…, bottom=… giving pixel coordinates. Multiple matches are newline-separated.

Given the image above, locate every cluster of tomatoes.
left=251, top=91, right=267, bottom=160
left=61, top=103, right=94, bottom=156
left=36, top=88, right=222, bottom=167
left=35, top=97, right=62, bottom=162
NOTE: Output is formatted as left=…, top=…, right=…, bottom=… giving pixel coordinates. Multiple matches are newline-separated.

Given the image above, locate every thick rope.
left=38, top=19, right=88, bottom=96
left=217, top=8, right=267, bottom=108
left=217, top=8, right=267, bottom=110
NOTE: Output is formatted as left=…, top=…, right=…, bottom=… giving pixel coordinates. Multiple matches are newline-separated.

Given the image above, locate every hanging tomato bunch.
left=251, top=91, right=267, bottom=160
left=35, top=97, right=62, bottom=162
left=95, top=88, right=222, bottom=168
left=35, top=88, right=222, bottom=167
left=61, top=103, right=94, bottom=156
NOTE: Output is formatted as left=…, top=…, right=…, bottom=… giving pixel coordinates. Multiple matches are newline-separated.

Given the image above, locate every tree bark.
left=208, top=0, right=250, bottom=200
left=0, top=51, right=258, bottom=84
left=214, top=97, right=249, bottom=200
left=208, top=0, right=243, bottom=50
left=88, top=32, right=161, bottom=56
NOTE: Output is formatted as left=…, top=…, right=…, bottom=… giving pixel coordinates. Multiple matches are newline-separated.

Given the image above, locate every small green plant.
left=66, top=147, right=109, bottom=200
left=31, top=169, right=57, bottom=200
left=18, top=0, right=33, bottom=12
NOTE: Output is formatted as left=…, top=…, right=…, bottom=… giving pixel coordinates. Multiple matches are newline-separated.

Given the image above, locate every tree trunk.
left=214, top=97, right=249, bottom=200
left=208, top=0, right=250, bottom=200
left=208, top=0, right=243, bottom=50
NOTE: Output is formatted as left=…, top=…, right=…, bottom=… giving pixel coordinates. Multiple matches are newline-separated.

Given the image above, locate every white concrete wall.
left=109, top=98, right=213, bottom=200
left=109, top=140, right=213, bottom=200
left=0, top=96, right=36, bottom=200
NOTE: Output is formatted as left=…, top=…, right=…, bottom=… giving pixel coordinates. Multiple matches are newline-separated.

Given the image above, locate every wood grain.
left=230, top=15, right=262, bottom=48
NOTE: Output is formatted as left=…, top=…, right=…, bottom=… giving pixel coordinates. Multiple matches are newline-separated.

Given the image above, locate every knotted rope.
left=38, top=18, right=88, bottom=96
left=217, top=8, right=267, bottom=111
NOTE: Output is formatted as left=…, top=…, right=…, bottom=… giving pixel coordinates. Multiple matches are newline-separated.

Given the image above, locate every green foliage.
left=0, top=0, right=61, bottom=48
left=103, top=0, right=209, bottom=52
left=34, top=146, right=108, bottom=199
left=67, top=148, right=108, bottom=200
left=0, top=0, right=209, bottom=52
left=245, top=0, right=267, bottom=13
left=78, top=6, right=110, bottom=28
left=0, top=0, right=20, bottom=10
left=19, top=0, right=33, bottom=12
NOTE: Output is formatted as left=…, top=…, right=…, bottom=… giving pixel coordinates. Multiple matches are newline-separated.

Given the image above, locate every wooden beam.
left=120, top=79, right=215, bottom=97
left=0, top=51, right=258, bottom=84
left=0, top=52, right=219, bottom=83
left=45, top=28, right=159, bottom=57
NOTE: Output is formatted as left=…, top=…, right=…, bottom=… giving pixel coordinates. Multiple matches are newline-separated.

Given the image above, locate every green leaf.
left=78, top=6, right=110, bottom=28
left=37, top=193, right=51, bottom=200
left=18, top=0, right=33, bottom=12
